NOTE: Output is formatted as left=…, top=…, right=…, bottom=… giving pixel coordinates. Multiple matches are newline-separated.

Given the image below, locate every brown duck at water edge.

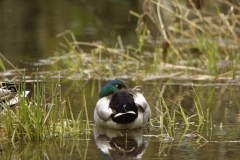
left=94, top=80, right=151, bottom=129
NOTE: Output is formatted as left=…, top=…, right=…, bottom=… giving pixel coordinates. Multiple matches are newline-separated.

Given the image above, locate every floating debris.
left=163, top=136, right=174, bottom=143
left=185, top=132, right=199, bottom=139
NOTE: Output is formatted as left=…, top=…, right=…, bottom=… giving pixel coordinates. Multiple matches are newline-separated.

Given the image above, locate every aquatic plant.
left=133, top=0, right=240, bottom=79
left=0, top=75, right=90, bottom=141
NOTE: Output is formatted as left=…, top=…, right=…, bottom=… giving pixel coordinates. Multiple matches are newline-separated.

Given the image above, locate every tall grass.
left=40, top=1, right=240, bottom=82
left=152, top=82, right=212, bottom=143
left=135, top=0, right=240, bottom=79
left=0, top=75, right=90, bottom=141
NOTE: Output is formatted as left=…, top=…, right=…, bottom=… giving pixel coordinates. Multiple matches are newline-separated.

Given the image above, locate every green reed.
left=154, top=82, right=212, bottom=142
left=0, top=58, right=6, bottom=71
left=0, top=74, right=89, bottom=141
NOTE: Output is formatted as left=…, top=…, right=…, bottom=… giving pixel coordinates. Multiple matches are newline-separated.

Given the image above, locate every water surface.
left=2, top=80, right=240, bottom=159
left=1, top=0, right=240, bottom=159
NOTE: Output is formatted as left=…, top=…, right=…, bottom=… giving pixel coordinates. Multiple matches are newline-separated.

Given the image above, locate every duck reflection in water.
left=93, top=127, right=150, bottom=159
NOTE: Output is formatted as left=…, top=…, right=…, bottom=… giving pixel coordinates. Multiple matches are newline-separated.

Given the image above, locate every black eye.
left=115, top=84, right=119, bottom=88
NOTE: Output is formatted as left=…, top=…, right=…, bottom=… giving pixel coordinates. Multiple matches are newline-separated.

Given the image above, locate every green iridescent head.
left=99, top=80, right=127, bottom=98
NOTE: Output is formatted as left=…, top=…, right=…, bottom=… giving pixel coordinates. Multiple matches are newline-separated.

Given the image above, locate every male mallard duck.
left=94, top=80, right=151, bottom=129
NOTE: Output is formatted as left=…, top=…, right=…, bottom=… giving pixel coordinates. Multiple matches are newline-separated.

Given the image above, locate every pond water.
left=1, top=80, right=240, bottom=159
left=0, top=0, right=139, bottom=68
left=1, top=0, right=240, bottom=159
left=60, top=80, right=240, bottom=159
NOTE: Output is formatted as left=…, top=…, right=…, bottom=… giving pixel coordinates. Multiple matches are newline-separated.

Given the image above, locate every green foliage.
left=151, top=83, right=211, bottom=145
left=0, top=76, right=89, bottom=141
